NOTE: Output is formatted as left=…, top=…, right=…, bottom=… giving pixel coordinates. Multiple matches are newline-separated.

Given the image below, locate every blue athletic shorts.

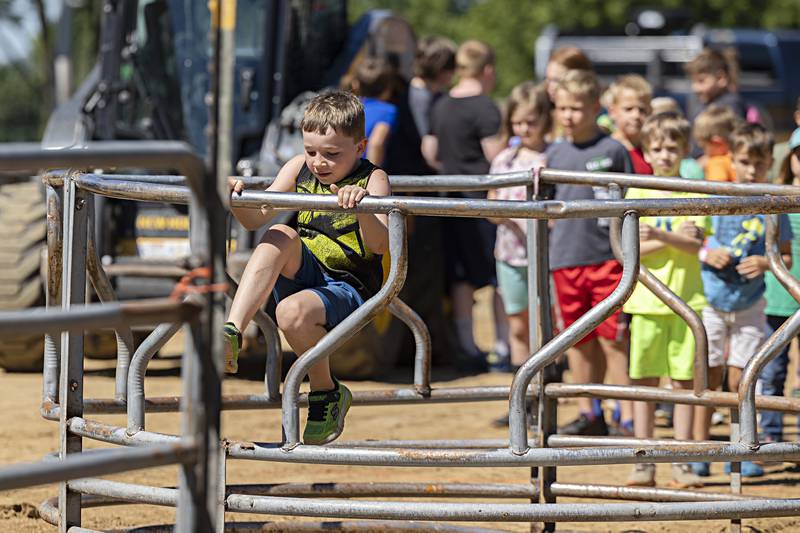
left=273, top=243, right=364, bottom=330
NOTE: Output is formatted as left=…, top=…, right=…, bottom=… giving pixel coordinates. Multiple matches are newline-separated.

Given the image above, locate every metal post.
left=531, top=181, right=557, bottom=533
left=729, top=408, right=741, bottom=533
left=58, top=177, right=89, bottom=531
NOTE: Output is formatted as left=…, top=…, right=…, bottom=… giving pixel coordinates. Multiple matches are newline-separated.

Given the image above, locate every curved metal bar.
left=388, top=298, right=432, bottom=395
left=225, top=494, right=800, bottom=522
left=71, top=174, right=800, bottom=219
left=738, top=215, right=800, bottom=448
left=225, top=273, right=281, bottom=401
left=539, top=168, right=800, bottom=197
left=0, top=141, right=205, bottom=199
left=43, top=182, right=63, bottom=404
left=86, top=195, right=135, bottom=400
left=765, top=214, right=800, bottom=303
left=281, top=211, right=408, bottom=446
left=508, top=212, right=640, bottom=454
left=127, top=321, right=185, bottom=432
left=62, top=167, right=800, bottom=197
left=608, top=195, right=708, bottom=395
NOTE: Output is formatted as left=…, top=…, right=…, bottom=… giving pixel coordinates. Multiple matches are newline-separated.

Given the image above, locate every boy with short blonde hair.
left=697, top=122, right=793, bottom=478
left=225, top=90, right=391, bottom=445
left=624, top=112, right=710, bottom=488
left=606, top=74, right=653, bottom=175
left=693, top=104, right=740, bottom=182
left=548, top=69, right=634, bottom=437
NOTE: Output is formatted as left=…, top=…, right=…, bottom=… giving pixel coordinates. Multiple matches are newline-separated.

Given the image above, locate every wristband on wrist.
left=698, top=247, right=708, bottom=263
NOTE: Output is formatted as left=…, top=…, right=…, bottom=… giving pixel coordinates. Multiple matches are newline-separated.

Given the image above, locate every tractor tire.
left=0, top=180, right=46, bottom=372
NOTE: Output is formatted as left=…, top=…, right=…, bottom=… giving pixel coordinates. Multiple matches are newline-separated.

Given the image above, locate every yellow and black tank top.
left=296, top=159, right=383, bottom=299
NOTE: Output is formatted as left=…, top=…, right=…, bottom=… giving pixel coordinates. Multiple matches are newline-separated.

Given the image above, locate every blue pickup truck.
left=535, top=24, right=800, bottom=133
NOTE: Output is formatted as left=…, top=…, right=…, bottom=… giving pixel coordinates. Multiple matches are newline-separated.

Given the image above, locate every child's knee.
left=276, top=297, right=315, bottom=332
left=261, top=224, right=300, bottom=247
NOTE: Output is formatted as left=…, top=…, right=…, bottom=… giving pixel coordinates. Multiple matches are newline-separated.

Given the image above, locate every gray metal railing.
left=3, top=157, right=800, bottom=531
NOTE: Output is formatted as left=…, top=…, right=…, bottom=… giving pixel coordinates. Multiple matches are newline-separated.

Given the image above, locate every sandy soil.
left=2, top=291, right=800, bottom=532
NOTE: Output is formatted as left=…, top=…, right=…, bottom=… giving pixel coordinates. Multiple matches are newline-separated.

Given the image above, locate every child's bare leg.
left=228, top=225, right=303, bottom=330
left=632, top=377, right=659, bottom=438
left=727, top=366, right=743, bottom=394
left=508, top=311, right=530, bottom=367
left=276, top=290, right=334, bottom=392
left=566, top=338, right=607, bottom=415
left=694, top=366, right=724, bottom=441
left=452, top=281, right=479, bottom=355
left=672, top=379, right=694, bottom=441
left=599, top=336, right=634, bottom=423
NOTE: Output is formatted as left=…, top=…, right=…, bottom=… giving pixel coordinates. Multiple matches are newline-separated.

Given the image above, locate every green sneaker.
left=303, top=379, right=352, bottom=445
left=222, top=322, right=241, bottom=374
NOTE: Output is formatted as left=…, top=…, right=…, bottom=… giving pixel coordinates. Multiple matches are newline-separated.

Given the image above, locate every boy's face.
left=302, top=127, right=367, bottom=185
left=691, top=71, right=728, bottom=104
left=643, top=135, right=686, bottom=177
left=732, top=147, right=772, bottom=184
left=554, top=89, right=600, bottom=141
left=609, top=89, right=650, bottom=144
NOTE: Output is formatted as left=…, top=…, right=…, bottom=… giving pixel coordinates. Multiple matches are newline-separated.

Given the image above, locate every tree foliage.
left=349, top=0, right=800, bottom=96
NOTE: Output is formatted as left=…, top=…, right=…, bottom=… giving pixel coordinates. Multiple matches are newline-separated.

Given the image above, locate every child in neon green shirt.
left=623, top=112, right=712, bottom=489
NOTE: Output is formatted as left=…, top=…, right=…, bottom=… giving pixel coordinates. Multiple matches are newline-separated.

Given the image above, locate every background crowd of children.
left=346, top=36, right=800, bottom=489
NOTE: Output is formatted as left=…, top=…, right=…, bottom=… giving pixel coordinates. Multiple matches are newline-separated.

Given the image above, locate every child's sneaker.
left=222, top=322, right=242, bottom=374
left=670, top=463, right=703, bottom=488
left=626, top=463, right=656, bottom=487
left=303, top=379, right=352, bottom=445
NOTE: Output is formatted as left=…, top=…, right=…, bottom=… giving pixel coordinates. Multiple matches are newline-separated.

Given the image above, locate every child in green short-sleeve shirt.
left=623, top=112, right=711, bottom=489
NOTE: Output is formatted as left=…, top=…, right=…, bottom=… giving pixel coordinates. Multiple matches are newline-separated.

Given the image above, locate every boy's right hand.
left=705, top=248, right=732, bottom=269
left=228, top=177, right=245, bottom=196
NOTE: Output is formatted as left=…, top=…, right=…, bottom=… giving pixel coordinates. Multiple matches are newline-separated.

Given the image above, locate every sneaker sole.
left=668, top=480, right=703, bottom=489
left=304, top=388, right=352, bottom=446
left=625, top=479, right=656, bottom=487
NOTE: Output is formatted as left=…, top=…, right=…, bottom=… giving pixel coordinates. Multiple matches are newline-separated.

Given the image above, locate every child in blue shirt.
left=697, top=123, right=793, bottom=477
left=352, top=57, right=398, bottom=166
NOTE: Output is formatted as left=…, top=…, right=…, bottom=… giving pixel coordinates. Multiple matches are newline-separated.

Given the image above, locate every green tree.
left=349, top=0, right=800, bottom=97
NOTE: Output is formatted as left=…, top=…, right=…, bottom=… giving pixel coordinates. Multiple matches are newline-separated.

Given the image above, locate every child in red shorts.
left=547, top=70, right=634, bottom=436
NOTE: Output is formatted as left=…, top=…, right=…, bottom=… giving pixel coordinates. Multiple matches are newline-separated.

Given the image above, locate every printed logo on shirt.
left=730, top=217, right=764, bottom=258
left=586, top=156, right=614, bottom=172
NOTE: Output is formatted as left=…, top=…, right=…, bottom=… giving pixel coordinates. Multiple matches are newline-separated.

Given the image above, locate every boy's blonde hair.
left=641, top=112, right=691, bottom=152
left=456, top=40, right=495, bottom=78
left=604, top=74, right=652, bottom=107
left=730, top=122, right=774, bottom=160
left=301, top=90, right=365, bottom=141
left=501, top=81, right=552, bottom=146
left=650, top=96, right=682, bottom=116
left=692, top=104, right=739, bottom=145
left=554, top=69, right=601, bottom=102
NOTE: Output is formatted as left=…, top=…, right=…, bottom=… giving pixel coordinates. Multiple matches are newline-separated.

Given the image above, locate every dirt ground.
left=3, top=291, right=800, bottom=532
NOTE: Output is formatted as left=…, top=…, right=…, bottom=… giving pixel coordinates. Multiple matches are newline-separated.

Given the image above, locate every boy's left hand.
left=331, top=183, right=368, bottom=209
left=736, top=255, right=769, bottom=279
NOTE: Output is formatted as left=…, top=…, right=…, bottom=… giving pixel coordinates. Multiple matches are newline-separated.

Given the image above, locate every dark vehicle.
left=535, top=23, right=800, bottom=132
left=0, top=1, right=427, bottom=374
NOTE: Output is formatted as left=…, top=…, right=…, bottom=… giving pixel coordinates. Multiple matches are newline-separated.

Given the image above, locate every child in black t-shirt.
left=425, top=40, right=506, bottom=371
